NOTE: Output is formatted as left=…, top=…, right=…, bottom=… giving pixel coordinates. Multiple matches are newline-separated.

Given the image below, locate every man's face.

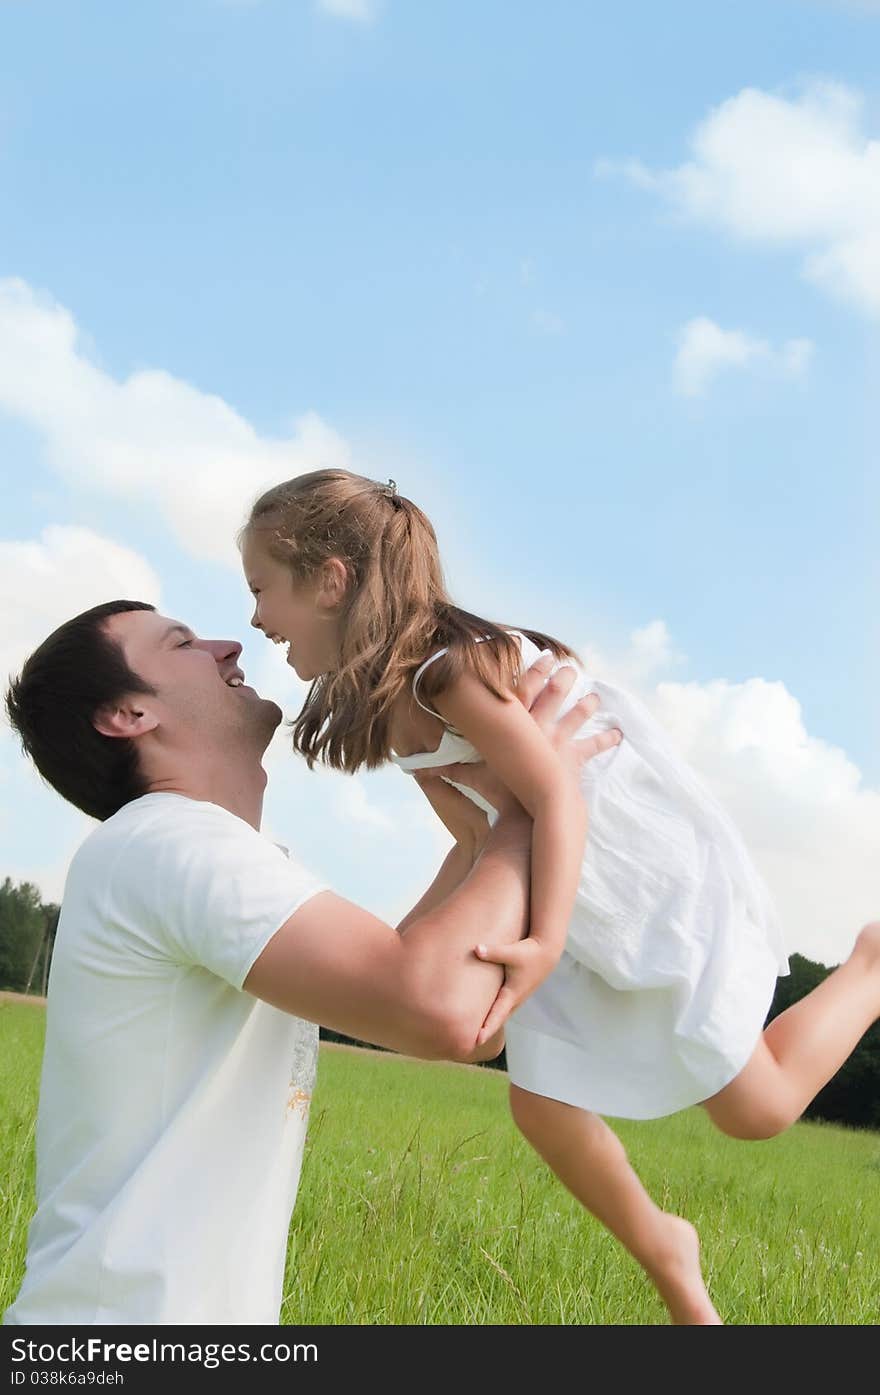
left=103, top=609, right=282, bottom=755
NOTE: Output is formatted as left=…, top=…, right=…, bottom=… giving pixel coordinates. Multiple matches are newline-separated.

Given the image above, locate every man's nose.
left=203, top=638, right=243, bottom=664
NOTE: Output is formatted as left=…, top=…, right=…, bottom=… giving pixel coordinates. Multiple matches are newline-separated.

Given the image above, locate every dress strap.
left=411, top=632, right=505, bottom=720
left=411, top=648, right=449, bottom=720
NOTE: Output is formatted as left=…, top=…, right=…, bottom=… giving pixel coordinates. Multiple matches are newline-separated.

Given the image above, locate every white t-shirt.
left=4, top=792, right=328, bottom=1326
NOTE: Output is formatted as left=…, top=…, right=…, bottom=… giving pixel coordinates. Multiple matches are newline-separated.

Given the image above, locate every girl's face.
left=240, top=531, right=345, bottom=682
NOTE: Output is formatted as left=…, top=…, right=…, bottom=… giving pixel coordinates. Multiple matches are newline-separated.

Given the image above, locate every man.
left=3, top=600, right=613, bottom=1325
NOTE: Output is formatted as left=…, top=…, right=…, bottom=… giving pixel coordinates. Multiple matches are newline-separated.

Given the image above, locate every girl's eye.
left=178, top=640, right=193, bottom=648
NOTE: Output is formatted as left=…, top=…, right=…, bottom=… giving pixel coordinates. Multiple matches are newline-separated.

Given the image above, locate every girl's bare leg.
left=509, top=1084, right=721, bottom=1325
left=703, top=922, right=880, bottom=1140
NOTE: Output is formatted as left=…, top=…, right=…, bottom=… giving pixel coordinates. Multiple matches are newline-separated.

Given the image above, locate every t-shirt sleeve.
left=116, top=803, right=330, bottom=991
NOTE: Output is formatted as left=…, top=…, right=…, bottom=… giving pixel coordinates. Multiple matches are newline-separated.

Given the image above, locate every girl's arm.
left=395, top=776, right=490, bottom=932
left=433, top=667, right=593, bottom=1040
left=398, top=778, right=507, bottom=1064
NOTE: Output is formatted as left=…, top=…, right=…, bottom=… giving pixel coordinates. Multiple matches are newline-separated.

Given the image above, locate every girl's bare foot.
left=647, top=1215, right=723, bottom=1325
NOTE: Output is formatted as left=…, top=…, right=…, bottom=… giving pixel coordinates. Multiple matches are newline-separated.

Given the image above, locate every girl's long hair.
left=242, top=470, right=578, bottom=772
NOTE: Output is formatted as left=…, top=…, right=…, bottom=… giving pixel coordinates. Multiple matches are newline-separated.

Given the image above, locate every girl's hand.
left=472, top=938, right=558, bottom=1042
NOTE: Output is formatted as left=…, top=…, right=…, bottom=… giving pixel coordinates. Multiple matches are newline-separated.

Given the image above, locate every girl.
left=239, top=469, right=879, bottom=1326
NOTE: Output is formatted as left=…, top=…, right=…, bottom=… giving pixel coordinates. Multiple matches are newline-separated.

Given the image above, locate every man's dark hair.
left=5, top=601, right=158, bottom=822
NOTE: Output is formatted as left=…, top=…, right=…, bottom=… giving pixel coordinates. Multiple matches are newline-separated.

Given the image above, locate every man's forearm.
left=397, top=807, right=531, bottom=1060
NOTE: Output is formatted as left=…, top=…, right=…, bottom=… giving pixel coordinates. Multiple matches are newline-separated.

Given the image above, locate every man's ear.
left=92, top=698, right=160, bottom=741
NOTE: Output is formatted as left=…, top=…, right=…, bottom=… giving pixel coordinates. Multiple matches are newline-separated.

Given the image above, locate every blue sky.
left=1, top=0, right=877, bottom=964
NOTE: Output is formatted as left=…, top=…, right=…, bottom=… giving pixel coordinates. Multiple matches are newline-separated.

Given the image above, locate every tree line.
left=0, top=878, right=59, bottom=999
left=2, top=876, right=877, bottom=1130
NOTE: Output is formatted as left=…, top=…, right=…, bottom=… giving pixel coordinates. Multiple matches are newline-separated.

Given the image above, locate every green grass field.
left=2, top=1000, right=878, bottom=1325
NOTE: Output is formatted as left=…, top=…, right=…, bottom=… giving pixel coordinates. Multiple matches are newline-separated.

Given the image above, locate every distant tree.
left=319, top=1027, right=386, bottom=1053
left=0, top=878, right=47, bottom=993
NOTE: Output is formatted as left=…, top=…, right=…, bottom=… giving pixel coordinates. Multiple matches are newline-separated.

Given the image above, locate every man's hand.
left=426, top=655, right=622, bottom=814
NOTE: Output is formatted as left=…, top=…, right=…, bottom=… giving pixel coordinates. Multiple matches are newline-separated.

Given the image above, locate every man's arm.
left=242, top=801, right=529, bottom=1062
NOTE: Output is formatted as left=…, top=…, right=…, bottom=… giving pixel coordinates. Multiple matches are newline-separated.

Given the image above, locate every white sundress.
left=390, top=631, right=789, bottom=1121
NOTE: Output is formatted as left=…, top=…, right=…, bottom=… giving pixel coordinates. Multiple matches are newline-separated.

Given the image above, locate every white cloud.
left=580, top=625, right=879, bottom=967
left=0, top=526, right=162, bottom=684
left=1, top=527, right=164, bottom=901
left=612, top=619, right=686, bottom=682
left=650, top=677, right=879, bottom=968
left=600, top=81, right=880, bottom=315
left=673, top=316, right=814, bottom=396
left=1, top=834, right=88, bottom=908
left=332, top=775, right=395, bottom=832
left=317, top=0, right=377, bottom=21
left=0, top=279, right=352, bottom=569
